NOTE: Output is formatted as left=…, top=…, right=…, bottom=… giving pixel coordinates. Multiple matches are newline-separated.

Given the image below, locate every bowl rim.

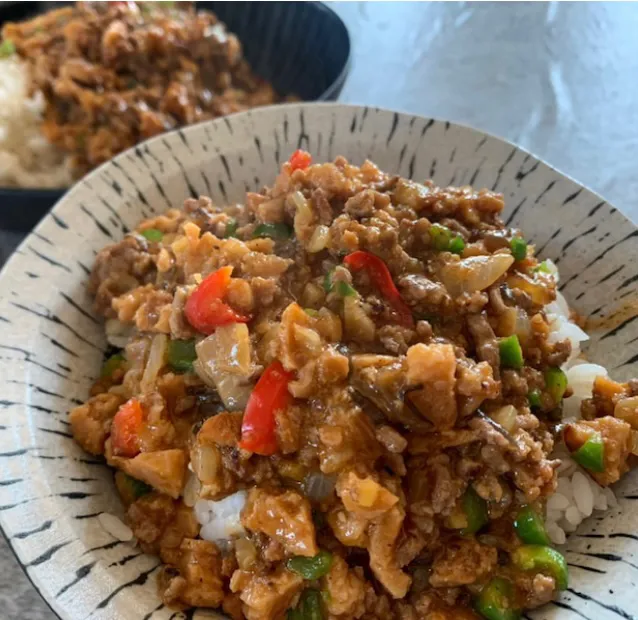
left=1, top=101, right=635, bottom=620
left=0, top=0, right=351, bottom=195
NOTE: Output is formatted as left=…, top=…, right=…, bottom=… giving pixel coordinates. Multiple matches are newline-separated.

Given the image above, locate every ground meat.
left=318, top=394, right=383, bottom=473
left=274, top=404, right=303, bottom=454
left=516, top=572, right=557, bottom=609
left=501, top=368, right=529, bottom=398
left=121, top=449, right=187, bottom=498
left=398, top=274, right=452, bottom=315
left=198, top=412, right=242, bottom=447
left=69, top=153, right=637, bottom=618
left=429, top=538, right=498, bottom=588
left=160, top=538, right=224, bottom=608
left=543, top=338, right=572, bottom=367
left=231, top=567, right=303, bottom=620
left=322, top=557, right=367, bottom=618
left=90, top=236, right=156, bottom=316
left=405, top=343, right=457, bottom=430
left=69, top=392, right=124, bottom=455
left=467, top=312, right=500, bottom=374
left=312, top=188, right=335, bottom=225
left=242, top=488, right=318, bottom=557
left=368, top=505, right=411, bottom=599
left=5, top=3, right=287, bottom=176
left=128, top=493, right=177, bottom=551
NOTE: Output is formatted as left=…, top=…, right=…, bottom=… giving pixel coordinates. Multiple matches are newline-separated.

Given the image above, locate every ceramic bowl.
left=0, top=103, right=636, bottom=620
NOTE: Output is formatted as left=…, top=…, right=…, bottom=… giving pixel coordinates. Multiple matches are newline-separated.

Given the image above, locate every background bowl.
left=0, top=0, right=350, bottom=231
left=1, top=103, right=637, bottom=619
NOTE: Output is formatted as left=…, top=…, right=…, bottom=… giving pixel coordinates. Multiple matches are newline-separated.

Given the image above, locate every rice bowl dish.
left=61, top=147, right=638, bottom=620
left=0, top=104, right=636, bottom=620
left=0, top=1, right=292, bottom=188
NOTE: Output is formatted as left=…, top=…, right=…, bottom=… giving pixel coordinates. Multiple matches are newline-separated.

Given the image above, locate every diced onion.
left=235, top=537, right=258, bottom=570
left=514, top=308, right=532, bottom=345
left=183, top=471, right=201, bottom=507
left=195, top=325, right=254, bottom=409
left=304, top=471, right=337, bottom=501
left=291, top=190, right=309, bottom=212
left=197, top=324, right=252, bottom=376
left=307, top=225, right=330, bottom=253
left=292, top=190, right=313, bottom=238
left=105, top=318, right=135, bottom=348
left=343, top=296, right=375, bottom=342
left=440, top=254, right=514, bottom=298
left=489, top=405, right=517, bottom=433
left=191, top=444, right=221, bottom=484
left=507, top=272, right=554, bottom=305
left=140, top=333, right=167, bottom=393
left=194, top=360, right=253, bottom=410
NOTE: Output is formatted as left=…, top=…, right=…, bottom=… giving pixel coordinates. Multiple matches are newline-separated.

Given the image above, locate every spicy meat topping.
left=71, top=152, right=638, bottom=619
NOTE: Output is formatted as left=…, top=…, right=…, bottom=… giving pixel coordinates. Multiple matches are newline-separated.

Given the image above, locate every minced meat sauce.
left=2, top=2, right=287, bottom=176
left=70, top=152, right=638, bottom=619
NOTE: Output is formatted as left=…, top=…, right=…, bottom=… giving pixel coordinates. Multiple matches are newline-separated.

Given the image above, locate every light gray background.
left=3, top=2, right=638, bottom=617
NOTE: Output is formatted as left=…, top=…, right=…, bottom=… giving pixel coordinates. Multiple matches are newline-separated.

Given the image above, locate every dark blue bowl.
left=0, top=1, right=350, bottom=231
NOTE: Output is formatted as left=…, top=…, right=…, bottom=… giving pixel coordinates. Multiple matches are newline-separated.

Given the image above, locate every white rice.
left=98, top=512, right=134, bottom=542
left=0, top=57, right=72, bottom=188
left=542, top=285, right=618, bottom=545
left=196, top=491, right=247, bottom=548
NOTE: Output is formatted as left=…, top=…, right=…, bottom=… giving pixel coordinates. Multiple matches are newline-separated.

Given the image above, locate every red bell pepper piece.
left=185, top=266, right=249, bottom=334
left=111, top=398, right=144, bottom=458
left=287, top=149, right=312, bottom=172
left=343, top=251, right=414, bottom=328
left=239, top=361, right=295, bottom=456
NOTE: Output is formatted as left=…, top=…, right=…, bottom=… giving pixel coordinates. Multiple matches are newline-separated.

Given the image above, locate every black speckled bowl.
left=0, top=1, right=350, bottom=231
left=2, top=103, right=638, bottom=620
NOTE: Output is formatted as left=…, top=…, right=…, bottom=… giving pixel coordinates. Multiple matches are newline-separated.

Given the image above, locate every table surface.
left=4, top=1, right=638, bottom=617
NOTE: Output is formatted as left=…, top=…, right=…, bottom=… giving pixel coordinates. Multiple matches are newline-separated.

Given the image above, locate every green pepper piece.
left=323, top=270, right=334, bottom=293
left=572, top=432, right=605, bottom=473
left=167, top=339, right=197, bottom=373
left=474, top=577, right=521, bottom=620
left=510, top=237, right=527, bottom=261
left=287, top=550, right=333, bottom=580
left=224, top=219, right=238, bottom=238
left=323, top=270, right=356, bottom=297
left=512, top=545, right=568, bottom=590
left=528, top=389, right=542, bottom=409
left=253, top=222, right=293, bottom=240
left=499, top=335, right=524, bottom=369
left=304, top=308, right=319, bottom=317
left=535, top=260, right=552, bottom=274
left=301, top=589, right=323, bottom=620
left=287, top=608, right=303, bottom=620
left=0, top=39, right=15, bottom=58
left=288, top=589, right=324, bottom=620
left=101, top=353, right=125, bottom=379
left=544, top=367, right=567, bottom=404
left=449, top=236, right=465, bottom=255
left=123, top=473, right=152, bottom=499
left=514, top=505, right=551, bottom=546
left=334, top=280, right=357, bottom=297
left=429, top=223, right=453, bottom=251
left=461, top=487, right=488, bottom=535
left=141, top=228, right=164, bottom=242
